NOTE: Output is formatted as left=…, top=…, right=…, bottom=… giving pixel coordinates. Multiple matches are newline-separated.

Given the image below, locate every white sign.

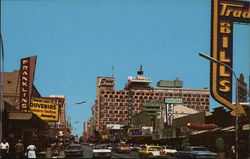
left=166, top=104, right=174, bottom=126
left=106, top=124, right=122, bottom=130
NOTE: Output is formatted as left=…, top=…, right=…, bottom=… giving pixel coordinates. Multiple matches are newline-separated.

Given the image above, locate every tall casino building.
left=92, top=68, right=210, bottom=135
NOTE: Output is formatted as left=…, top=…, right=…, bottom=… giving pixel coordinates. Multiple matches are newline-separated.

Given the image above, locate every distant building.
left=92, top=71, right=210, bottom=136
left=238, top=74, right=248, bottom=103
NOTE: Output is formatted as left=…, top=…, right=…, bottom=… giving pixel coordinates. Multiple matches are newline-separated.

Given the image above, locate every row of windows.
left=187, top=105, right=209, bottom=110
left=100, top=99, right=209, bottom=106
left=102, top=90, right=209, bottom=98
left=101, top=118, right=126, bottom=122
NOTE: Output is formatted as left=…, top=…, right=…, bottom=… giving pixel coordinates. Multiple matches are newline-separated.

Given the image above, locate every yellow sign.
left=30, top=97, right=59, bottom=121
left=211, top=0, right=249, bottom=116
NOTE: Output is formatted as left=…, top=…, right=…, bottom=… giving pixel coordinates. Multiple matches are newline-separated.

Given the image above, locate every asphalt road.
left=82, top=145, right=139, bottom=159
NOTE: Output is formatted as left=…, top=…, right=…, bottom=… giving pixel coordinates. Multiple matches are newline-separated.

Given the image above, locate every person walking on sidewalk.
left=15, top=139, right=24, bottom=158
left=45, top=144, right=53, bottom=158
left=27, top=143, right=36, bottom=158
left=0, top=139, right=9, bottom=158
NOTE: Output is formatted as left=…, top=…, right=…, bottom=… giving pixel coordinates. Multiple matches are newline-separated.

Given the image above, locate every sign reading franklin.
left=211, top=0, right=249, bottom=116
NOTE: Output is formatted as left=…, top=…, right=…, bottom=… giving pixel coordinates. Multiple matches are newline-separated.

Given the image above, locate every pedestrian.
left=45, top=144, right=53, bottom=158
left=26, top=142, right=36, bottom=158
left=230, top=145, right=236, bottom=158
left=0, top=139, right=10, bottom=158
left=15, top=139, right=24, bottom=158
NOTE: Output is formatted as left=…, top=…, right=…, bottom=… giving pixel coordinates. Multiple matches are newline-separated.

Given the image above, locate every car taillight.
left=160, top=151, right=165, bottom=155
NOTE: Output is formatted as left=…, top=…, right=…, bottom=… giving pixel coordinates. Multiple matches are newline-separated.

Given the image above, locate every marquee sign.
left=211, top=0, right=249, bottom=116
left=19, top=56, right=37, bottom=111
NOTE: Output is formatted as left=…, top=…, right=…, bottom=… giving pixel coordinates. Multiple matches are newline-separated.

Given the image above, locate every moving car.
left=161, top=145, right=177, bottom=157
left=92, top=144, right=112, bottom=159
left=65, top=144, right=84, bottom=157
left=116, top=142, right=131, bottom=153
left=176, top=146, right=217, bottom=159
left=138, top=145, right=166, bottom=159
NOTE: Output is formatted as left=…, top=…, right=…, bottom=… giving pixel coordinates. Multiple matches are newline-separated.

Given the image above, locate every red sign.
left=19, top=56, right=37, bottom=111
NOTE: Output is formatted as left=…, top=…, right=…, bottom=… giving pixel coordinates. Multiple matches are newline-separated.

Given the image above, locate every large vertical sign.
left=166, top=104, right=174, bottom=126
left=164, top=98, right=182, bottom=126
left=19, top=56, right=37, bottom=111
left=211, top=0, right=249, bottom=116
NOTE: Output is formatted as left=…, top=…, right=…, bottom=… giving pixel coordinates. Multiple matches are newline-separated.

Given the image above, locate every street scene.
left=0, top=0, right=250, bottom=158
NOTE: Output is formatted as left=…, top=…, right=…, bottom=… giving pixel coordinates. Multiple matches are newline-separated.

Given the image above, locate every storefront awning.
left=8, top=111, right=48, bottom=129
left=9, top=112, right=33, bottom=120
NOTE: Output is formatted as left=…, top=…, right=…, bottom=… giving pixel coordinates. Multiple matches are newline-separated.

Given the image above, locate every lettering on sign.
left=211, top=0, right=249, bottom=115
left=20, top=58, right=30, bottom=111
left=30, top=97, right=59, bottom=121
left=166, top=104, right=174, bottom=126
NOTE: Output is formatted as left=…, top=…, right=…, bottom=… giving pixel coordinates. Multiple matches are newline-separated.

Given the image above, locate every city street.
left=1, top=0, right=249, bottom=159
left=63, top=144, right=139, bottom=159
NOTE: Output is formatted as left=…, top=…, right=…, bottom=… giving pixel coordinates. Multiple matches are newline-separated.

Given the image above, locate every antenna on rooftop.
left=137, top=65, right=143, bottom=75
left=112, top=66, right=114, bottom=78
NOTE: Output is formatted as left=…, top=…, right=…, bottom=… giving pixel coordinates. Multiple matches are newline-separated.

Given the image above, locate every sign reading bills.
left=30, top=97, right=59, bottom=121
left=211, top=0, right=249, bottom=116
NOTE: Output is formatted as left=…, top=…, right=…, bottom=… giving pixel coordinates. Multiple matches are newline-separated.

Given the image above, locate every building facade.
left=92, top=74, right=210, bottom=136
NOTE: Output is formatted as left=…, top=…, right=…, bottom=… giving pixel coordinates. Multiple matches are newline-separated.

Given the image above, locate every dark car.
left=176, top=146, right=217, bottom=159
left=65, top=144, right=84, bottom=157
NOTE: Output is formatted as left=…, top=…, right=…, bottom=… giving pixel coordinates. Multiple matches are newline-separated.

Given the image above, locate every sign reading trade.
left=211, top=0, right=249, bottom=116
left=30, top=97, right=59, bottom=121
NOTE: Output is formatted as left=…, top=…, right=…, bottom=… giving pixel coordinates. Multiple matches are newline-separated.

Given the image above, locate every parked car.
left=132, top=144, right=146, bottom=152
left=64, top=144, right=84, bottom=157
left=89, top=143, right=95, bottom=147
left=161, top=145, right=177, bottom=157
left=116, top=142, right=131, bottom=153
left=176, top=146, right=217, bottom=159
left=138, top=145, right=166, bottom=159
left=92, top=144, right=112, bottom=159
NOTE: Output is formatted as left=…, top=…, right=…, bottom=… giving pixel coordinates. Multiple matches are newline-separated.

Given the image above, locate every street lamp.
left=76, top=101, right=87, bottom=105
left=199, top=52, right=239, bottom=159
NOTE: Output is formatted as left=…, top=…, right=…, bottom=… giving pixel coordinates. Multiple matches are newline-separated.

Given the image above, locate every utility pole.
left=0, top=0, right=4, bottom=141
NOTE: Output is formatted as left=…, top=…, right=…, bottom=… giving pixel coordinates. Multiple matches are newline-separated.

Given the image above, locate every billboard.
left=142, top=126, right=153, bottom=135
left=128, top=128, right=142, bottom=136
left=19, top=56, right=37, bottom=111
left=211, top=0, right=249, bottom=116
left=30, top=97, right=59, bottom=121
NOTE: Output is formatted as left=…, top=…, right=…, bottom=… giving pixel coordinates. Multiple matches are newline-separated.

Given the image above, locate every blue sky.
left=2, top=0, right=249, bottom=135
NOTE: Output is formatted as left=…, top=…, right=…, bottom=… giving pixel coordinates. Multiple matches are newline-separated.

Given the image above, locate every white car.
left=92, top=144, right=112, bottom=159
left=161, top=145, right=177, bottom=157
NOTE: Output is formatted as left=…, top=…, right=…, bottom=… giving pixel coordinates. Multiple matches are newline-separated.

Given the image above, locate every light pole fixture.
left=76, top=101, right=87, bottom=105
left=199, top=52, right=239, bottom=159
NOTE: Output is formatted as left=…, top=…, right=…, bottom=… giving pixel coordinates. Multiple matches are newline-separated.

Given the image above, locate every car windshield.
left=192, top=147, right=207, bottom=151
left=148, top=147, right=163, bottom=151
left=94, top=145, right=108, bottom=149
left=120, top=144, right=129, bottom=147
